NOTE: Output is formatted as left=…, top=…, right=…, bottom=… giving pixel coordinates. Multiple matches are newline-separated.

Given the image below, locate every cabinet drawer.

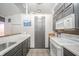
left=63, top=4, right=74, bottom=17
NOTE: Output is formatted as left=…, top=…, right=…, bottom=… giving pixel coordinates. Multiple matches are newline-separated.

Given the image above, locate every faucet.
left=57, top=32, right=61, bottom=38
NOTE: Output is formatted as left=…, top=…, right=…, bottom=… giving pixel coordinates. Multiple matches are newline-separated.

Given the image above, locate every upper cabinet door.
left=64, top=3, right=72, bottom=8
left=63, top=4, right=74, bottom=17
left=64, top=14, right=75, bottom=29
left=56, top=18, right=64, bottom=29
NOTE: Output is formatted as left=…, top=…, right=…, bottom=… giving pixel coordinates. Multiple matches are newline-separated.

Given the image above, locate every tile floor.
left=27, top=49, right=49, bottom=56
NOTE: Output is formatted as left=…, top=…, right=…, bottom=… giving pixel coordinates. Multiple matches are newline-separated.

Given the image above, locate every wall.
left=0, top=21, right=4, bottom=36
left=0, top=15, right=5, bottom=36
left=61, top=33, right=79, bottom=42
left=27, top=14, right=53, bottom=48
left=5, top=13, right=26, bottom=35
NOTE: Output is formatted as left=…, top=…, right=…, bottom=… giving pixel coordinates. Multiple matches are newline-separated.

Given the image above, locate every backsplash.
left=61, top=33, right=79, bottom=42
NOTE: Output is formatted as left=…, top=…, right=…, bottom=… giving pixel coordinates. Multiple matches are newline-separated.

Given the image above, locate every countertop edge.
left=0, top=34, right=31, bottom=56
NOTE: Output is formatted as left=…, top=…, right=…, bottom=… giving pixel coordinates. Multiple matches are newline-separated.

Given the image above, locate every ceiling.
left=0, top=3, right=56, bottom=16
left=28, top=3, right=55, bottom=14
left=0, top=3, right=26, bottom=16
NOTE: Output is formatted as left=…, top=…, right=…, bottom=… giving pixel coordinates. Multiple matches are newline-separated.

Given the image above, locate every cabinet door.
left=57, top=13, right=63, bottom=20
left=56, top=19, right=64, bottom=29
left=28, top=37, right=30, bottom=49
left=22, top=39, right=28, bottom=56
left=64, top=3, right=72, bottom=8
left=63, top=4, right=74, bottom=17
left=4, top=43, right=22, bottom=56
left=64, top=14, right=75, bottom=29
left=55, top=4, right=64, bottom=18
left=14, top=49, right=22, bottom=56
left=63, top=48, right=75, bottom=56
left=54, top=3, right=64, bottom=14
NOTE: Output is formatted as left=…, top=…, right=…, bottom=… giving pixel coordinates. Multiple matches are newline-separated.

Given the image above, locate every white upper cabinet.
left=64, top=14, right=75, bottom=29
left=54, top=3, right=79, bottom=30
left=56, top=18, right=64, bottom=29
left=56, top=14, right=75, bottom=29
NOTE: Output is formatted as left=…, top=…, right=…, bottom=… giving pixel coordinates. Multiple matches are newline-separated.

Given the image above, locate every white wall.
left=5, top=13, right=26, bottom=35
left=27, top=14, right=53, bottom=48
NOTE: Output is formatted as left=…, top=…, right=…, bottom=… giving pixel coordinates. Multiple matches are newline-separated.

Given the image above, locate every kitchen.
left=0, top=3, right=79, bottom=56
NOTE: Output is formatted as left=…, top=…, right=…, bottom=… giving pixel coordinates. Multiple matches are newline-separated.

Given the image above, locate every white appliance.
left=50, top=38, right=63, bottom=56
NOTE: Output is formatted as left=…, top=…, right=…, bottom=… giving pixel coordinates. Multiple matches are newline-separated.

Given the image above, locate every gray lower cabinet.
left=27, top=37, right=30, bottom=51
left=14, top=49, right=23, bottom=56
left=63, top=48, right=75, bottom=56
left=22, top=39, right=28, bottom=56
left=22, top=37, right=30, bottom=56
left=4, top=43, right=22, bottom=56
left=4, top=37, right=30, bottom=56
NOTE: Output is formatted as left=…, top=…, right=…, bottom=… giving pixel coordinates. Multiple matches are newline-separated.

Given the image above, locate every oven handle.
left=50, top=39, right=61, bottom=49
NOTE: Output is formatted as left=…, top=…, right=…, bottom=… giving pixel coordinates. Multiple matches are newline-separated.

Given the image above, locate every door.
left=34, top=16, right=45, bottom=48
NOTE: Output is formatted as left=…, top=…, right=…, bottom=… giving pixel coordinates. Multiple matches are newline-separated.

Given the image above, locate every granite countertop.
left=0, top=33, right=31, bottom=56
left=50, top=36, right=79, bottom=56
left=63, top=45, right=79, bottom=56
left=50, top=36, right=79, bottom=46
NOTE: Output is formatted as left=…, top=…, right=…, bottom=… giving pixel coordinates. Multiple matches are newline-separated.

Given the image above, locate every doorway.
left=34, top=16, right=45, bottom=48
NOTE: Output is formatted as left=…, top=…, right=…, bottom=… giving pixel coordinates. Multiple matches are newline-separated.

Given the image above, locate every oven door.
left=50, top=39, right=63, bottom=56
